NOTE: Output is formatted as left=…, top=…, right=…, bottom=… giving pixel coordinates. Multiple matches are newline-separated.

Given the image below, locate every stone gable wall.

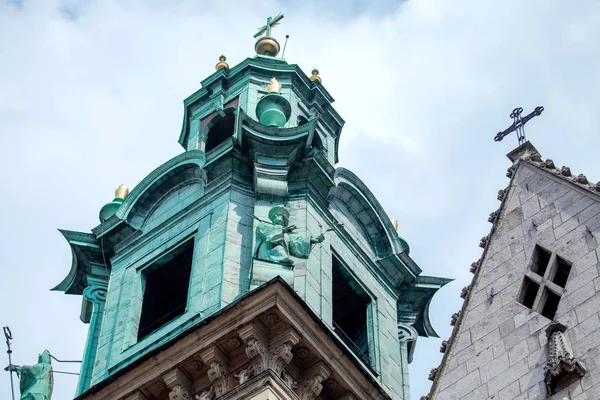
left=432, top=162, right=600, bottom=400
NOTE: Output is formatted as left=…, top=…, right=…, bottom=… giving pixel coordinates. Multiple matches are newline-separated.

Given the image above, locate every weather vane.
left=494, top=106, right=544, bottom=145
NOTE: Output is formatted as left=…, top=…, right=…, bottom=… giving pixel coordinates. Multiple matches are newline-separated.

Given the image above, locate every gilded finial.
left=115, top=184, right=129, bottom=200
left=309, top=68, right=322, bottom=83
left=267, top=77, right=282, bottom=93
left=390, top=217, right=399, bottom=230
left=215, top=54, right=229, bottom=71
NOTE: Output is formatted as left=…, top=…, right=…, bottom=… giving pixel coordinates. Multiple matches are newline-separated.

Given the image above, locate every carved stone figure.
left=4, top=350, right=53, bottom=400
left=234, top=365, right=253, bottom=385
left=195, top=386, right=215, bottom=400
left=254, top=206, right=324, bottom=266
left=281, top=369, right=297, bottom=389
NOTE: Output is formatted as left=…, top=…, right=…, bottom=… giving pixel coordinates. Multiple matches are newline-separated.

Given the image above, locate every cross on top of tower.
left=494, top=106, right=544, bottom=145
left=254, top=13, right=284, bottom=38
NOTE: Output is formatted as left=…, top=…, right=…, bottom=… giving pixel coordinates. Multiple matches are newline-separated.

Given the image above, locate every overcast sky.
left=1, top=1, right=600, bottom=399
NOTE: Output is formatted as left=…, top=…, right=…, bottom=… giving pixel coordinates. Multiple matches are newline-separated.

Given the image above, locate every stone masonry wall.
left=432, top=161, right=600, bottom=400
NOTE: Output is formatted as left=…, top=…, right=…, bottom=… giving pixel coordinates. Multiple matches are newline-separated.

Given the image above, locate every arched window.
left=205, top=112, right=235, bottom=152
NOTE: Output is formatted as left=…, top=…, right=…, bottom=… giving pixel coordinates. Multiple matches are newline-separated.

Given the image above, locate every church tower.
left=54, top=15, right=448, bottom=400
left=428, top=141, right=600, bottom=399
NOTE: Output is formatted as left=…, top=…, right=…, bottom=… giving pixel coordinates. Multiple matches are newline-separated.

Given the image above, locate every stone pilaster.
left=297, top=361, right=332, bottom=400
left=200, top=346, right=230, bottom=396
left=163, top=367, right=192, bottom=400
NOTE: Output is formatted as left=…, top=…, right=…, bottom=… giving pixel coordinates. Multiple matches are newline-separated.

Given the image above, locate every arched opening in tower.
left=205, top=113, right=235, bottom=152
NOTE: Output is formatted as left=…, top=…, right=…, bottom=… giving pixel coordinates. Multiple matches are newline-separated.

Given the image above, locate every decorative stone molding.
left=163, top=368, right=192, bottom=400
left=234, top=365, right=253, bottom=385
left=281, top=369, right=298, bottom=390
left=460, top=285, right=470, bottom=299
left=297, top=361, right=332, bottom=400
left=195, top=386, right=215, bottom=400
left=428, top=367, right=438, bottom=381
left=145, top=380, right=167, bottom=397
left=200, top=346, right=230, bottom=397
left=124, top=392, right=149, bottom=400
left=543, top=158, right=556, bottom=169
left=269, top=327, right=301, bottom=376
left=295, top=346, right=309, bottom=360
left=544, top=323, right=586, bottom=395
left=226, top=336, right=242, bottom=350
left=576, top=173, right=588, bottom=184
left=238, top=323, right=269, bottom=375
left=479, top=235, right=489, bottom=248
left=439, top=340, right=448, bottom=353
left=450, top=311, right=460, bottom=326
left=470, top=260, right=479, bottom=274
left=169, top=386, right=191, bottom=400
left=264, top=312, right=280, bottom=327
left=560, top=166, right=572, bottom=176
left=488, top=210, right=499, bottom=223
left=497, top=188, right=506, bottom=201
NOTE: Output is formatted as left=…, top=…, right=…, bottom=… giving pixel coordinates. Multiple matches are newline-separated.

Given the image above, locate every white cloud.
left=1, top=1, right=599, bottom=399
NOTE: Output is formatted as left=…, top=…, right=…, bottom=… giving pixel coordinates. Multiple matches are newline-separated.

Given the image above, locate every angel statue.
left=254, top=206, right=324, bottom=266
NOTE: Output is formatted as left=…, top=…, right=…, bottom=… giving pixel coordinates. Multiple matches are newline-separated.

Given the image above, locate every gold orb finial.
left=309, top=67, right=322, bottom=83
left=115, top=184, right=129, bottom=200
left=215, top=54, right=229, bottom=71
left=390, top=217, right=399, bottom=231
left=267, top=77, right=282, bottom=93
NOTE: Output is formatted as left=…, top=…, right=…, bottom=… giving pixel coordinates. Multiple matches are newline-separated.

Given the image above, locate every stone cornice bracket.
left=200, top=346, right=231, bottom=397
left=269, top=327, right=301, bottom=376
left=123, top=392, right=149, bottom=400
left=253, top=154, right=291, bottom=197
left=297, top=360, right=332, bottom=400
left=238, top=323, right=269, bottom=375
left=162, top=367, right=192, bottom=400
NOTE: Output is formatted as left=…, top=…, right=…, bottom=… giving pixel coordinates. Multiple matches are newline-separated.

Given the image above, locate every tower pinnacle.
left=254, top=13, right=284, bottom=57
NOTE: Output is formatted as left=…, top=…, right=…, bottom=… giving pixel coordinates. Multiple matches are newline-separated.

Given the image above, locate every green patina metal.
left=255, top=91, right=291, bottom=127
left=253, top=205, right=324, bottom=265
left=5, top=350, right=53, bottom=400
left=54, top=17, right=450, bottom=399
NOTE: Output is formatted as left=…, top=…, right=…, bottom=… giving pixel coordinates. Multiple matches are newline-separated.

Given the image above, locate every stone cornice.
left=75, top=279, right=391, bottom=400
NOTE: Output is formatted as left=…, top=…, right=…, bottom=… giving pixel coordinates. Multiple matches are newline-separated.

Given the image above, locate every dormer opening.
left=138, top=239, right=194, bottom=340
left=205, top=112, right=235, bottom=152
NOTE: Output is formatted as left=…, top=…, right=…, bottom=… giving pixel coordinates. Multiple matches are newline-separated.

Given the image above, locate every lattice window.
left=517, top=245, right=572, bottom=320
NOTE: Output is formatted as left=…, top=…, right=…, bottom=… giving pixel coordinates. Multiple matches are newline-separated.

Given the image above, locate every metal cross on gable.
left=494, top=106, right=544, bottom=145
left=254, top=13, right=284, bottom=38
